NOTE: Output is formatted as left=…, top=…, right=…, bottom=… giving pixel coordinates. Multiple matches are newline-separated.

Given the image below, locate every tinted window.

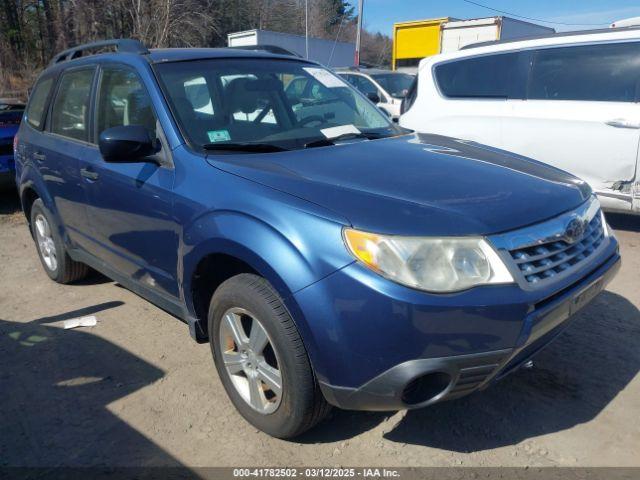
left=26, top=77, right=54, bottom=129
left=338, top=74, right=357, bottom=87
left=401, top=76, right=418, bottom=114
left=436, top=52, right=528, bottom=99
left=371, top=73, right=414, bottom=99
left=353, top=76, right=379, bottom=96
left=529, top=42, right=640, bottom=102
left=97, top=67, right=157, bottom=138
left=50, top=69, right=95, bottom=141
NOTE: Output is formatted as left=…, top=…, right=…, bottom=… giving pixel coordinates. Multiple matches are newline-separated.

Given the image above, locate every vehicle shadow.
left=298, top=291, right=640, bottom=449
left=0, top=187, right=21, bottom=215
left=606, top=212, right=640, bottom=233
left=0, top=302, right=191, bottom=468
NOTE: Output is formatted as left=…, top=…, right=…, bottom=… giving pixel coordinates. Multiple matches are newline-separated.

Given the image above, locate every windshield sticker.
left=207, top=130, right=231, bottom=143
left=321, top=125, right=361, bottom=139
left=303, top=68, right=347, bottom=88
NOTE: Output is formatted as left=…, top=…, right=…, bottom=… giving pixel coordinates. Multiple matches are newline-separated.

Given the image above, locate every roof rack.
left=228, top=44, right=302, bottom=58
left=49, top=39, right=149, bottom=65
left=461, top=25, right=640, bottom=50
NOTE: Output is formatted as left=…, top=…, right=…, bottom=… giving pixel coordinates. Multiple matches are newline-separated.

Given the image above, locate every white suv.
left=400, top=27, right=640, bottom=215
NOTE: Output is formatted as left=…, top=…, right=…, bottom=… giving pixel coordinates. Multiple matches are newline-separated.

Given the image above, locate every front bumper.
left=290, top=235, right=620, bottom=411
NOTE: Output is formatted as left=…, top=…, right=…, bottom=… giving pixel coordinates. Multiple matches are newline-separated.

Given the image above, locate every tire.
left=30, top=199, right=89, bottom=284
left=209, top=273, right=330, bottom=438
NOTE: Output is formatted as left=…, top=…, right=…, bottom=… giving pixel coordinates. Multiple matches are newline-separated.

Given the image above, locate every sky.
left=346, top=0, right=640, bottom=35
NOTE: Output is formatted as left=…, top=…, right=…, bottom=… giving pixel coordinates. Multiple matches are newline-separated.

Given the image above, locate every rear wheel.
left=30, top=199, right=89, bottom=284
left=209, top=273, right=330, bottom=438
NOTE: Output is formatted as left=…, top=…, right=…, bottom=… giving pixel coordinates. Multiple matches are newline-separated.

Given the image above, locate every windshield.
left=155, top=59, right=401, bottom=151
left=371, top=73, right=414, bottom=99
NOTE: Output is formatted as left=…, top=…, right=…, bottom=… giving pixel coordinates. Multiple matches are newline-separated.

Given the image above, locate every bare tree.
left=0, top=0, right=390, bottom=97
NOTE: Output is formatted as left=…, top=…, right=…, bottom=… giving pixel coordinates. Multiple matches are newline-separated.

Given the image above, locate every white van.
left=400, top=27, right=640, bottom=215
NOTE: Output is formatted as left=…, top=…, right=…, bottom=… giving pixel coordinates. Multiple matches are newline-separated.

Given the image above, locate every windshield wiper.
left=202, top=142, right=289, bottom=153
left=303, top=132, right=386, bottom=149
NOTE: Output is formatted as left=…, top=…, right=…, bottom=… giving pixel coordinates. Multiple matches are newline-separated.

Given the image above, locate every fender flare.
left=180, top=209, right=344, bottom=369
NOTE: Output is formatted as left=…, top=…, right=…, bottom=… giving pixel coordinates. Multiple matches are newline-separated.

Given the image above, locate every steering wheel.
left=298, top=115, right=325, bottom=127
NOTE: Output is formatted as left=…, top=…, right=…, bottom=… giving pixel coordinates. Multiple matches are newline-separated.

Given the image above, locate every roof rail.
left=228, top=44, right=302, bottom=58
left=49, top=39, right=149, bottom=66
left=461, top=25, right=640, bottom=50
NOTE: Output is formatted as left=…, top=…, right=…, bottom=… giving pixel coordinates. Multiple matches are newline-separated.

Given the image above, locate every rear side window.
left=528, top=42, right=640, bottom=102
left=435, top=52, right=529, bottom=99
left=353, top=76, right=379, bottom=96
left=401, top=76, right=418, bottom=114
left=50, top=68, right=95, bottom=142
left=25, top=77, right=54, bottom=129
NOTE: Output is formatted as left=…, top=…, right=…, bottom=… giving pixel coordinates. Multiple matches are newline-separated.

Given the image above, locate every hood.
left=207, top=133, right=591, bottom=236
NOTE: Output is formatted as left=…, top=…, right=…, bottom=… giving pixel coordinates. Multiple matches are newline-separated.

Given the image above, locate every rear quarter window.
left=528, top=42, right=640, bottom=102
left=25, top=77, right=54, bottom=129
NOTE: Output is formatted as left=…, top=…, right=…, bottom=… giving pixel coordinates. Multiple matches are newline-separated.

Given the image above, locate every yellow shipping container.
left=393, top=17, right=455, bottom=71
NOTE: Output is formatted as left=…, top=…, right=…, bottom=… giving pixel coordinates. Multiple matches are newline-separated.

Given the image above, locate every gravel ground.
left=1, top=188, right=639, bottom=468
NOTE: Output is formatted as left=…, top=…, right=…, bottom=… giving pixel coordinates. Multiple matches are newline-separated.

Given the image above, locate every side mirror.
left=366, top=92, right=381, bottom=104
left=99, top=125, right=159, bottom=163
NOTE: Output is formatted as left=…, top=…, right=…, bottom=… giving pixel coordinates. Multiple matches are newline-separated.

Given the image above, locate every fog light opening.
left=401, top=372, right=452, bottom=405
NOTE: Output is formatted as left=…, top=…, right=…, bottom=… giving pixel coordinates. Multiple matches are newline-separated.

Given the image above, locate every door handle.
left=33, top=152, right=46, bottom=163
left=605, top=118, right=640, bottom=129
left=80, top=168, right=99, bottom=181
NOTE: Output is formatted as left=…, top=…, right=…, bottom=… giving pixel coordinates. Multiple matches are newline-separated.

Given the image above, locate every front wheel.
left=208, top=274, right=330, bottom=438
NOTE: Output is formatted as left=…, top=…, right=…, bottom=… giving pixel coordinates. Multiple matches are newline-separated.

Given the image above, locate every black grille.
left=509, top=212, right=605, bottom=284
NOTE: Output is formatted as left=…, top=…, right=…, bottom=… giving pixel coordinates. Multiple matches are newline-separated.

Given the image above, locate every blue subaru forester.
left=15, top=39, right=621, bottom=438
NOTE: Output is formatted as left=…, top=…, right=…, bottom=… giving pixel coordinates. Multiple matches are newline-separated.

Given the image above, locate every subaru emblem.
left=564, top=217, right=587, bottom=244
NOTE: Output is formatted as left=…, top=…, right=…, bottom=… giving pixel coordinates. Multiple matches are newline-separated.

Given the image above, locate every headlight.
left=344, top=228, right=514, bottom=293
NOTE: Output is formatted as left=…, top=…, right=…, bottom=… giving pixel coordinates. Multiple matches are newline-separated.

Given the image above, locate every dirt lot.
left=1, top=188, right=639, bottom=468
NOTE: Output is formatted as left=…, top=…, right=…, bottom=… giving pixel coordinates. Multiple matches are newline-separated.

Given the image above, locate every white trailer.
left=440, top=17, right=554, bottom=53
left=228, top=29, right=356, bottom=68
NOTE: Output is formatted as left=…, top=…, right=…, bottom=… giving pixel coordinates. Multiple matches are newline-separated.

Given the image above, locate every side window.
left=50, top=69, right=95, bottom=141
left=529, top=42, right=640, bottom=102
left=285, top=77, right=308, bottom=102
left=401, top=76, right=418, bottom=114
left=339, top=74, right=356, bottom=87
left=25, top=77, right=54, bottom=129
left=354, top=76, right=379, bottom=96
left=97, top=67, right=157, bottom=138
left=435, top=52, right=528, bottom=99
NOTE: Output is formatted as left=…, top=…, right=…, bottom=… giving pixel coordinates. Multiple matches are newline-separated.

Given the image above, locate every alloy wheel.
left=219, top=307, right=283, bottom=414
left=34, top=214, right=57, bottom=272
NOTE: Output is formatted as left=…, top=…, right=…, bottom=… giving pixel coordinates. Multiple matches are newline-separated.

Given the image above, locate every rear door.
left=30, top=67, right=96, bottom=249
left=81, top=63, right=179, bottom=299
left=502, top=42, right=640, bottom=209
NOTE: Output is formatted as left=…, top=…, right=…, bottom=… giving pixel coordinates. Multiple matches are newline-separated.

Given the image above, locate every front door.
left=81, top=64, right=179, bottom=299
